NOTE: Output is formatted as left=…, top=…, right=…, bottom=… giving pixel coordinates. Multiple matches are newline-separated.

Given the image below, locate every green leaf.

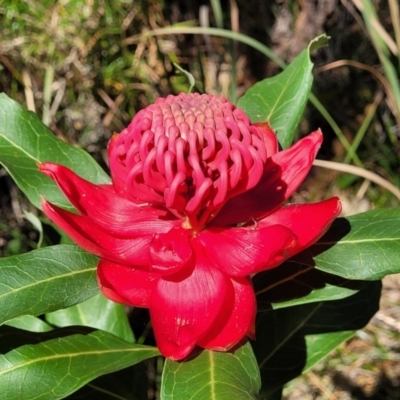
left=46, top=293, right=135, bottom=343
left=237, top=35, right=328, bottom=148
left=253, top=260, right=363, bottom=310
left=23, top=211, right=44, bottom=247
left=307, top=207, right=400, bottom=280
left=0, top=93, right=110, bottom=210
left=303, top=330, right=356, bottom=372
left=271, top=284, right=358, bottom=309
left=5, top=316, right=53, bottom=333
left=0, top=330, right=159, bottom=400
left=308, top=34, right=330, bottom=53
left=253, top=281, right=381, bottom=397
left=0, top=245, right=98, bottom=325
left=161, top=341, right=260, bottom=400
left=173, top=62, right=196, bottom=93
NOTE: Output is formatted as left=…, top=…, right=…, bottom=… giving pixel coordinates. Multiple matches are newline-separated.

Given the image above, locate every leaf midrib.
left=0, top=266, right=96, bottom=300
left=0, top=130, right=41, bottom=164
left=0, top=347, right=157, bottom=377
left=316, top=237, right=400, bottom=246
left=266, top=63, right=309, bottom=121
left=209, top=351, right=216, bottom=400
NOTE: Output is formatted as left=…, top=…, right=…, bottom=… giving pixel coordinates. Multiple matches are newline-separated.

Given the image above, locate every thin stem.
left=388, top=0, right=400, bottom=69
left=42, top=65, right=54, bottom=126
left=309, top=93, right=363, bottom=168
left=313, top=159, right=400, bottom=201
left=343, top=91, right=383, bottom=164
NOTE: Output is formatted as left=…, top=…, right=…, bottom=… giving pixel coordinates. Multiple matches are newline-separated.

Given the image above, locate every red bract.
left=39, top=93, right=341, bottom=360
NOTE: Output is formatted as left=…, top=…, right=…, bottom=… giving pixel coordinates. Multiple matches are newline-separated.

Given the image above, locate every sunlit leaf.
left=0, top=245, right=98, bottom=325
left=46, top=293, right=134, bottom=343
left=309, top=208, right=400, bottom=280
left=0, top=329, right=159, bottom=400
left=0, top=93, right=110, bottom=210
left=303, top=330, right=356, bottom=372
left=237, top=35, right=329, bottom=148
left=5, top=316, right=53, bottom=333
left=161, top=341, right=260, bottom=400
left=271, top=284, right=358, bottom=309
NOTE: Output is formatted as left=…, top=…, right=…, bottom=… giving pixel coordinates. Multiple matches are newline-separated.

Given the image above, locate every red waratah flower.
left=39, top=93, right=341, bottom=360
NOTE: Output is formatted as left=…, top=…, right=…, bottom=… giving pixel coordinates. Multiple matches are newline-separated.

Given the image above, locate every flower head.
left=39, top=93, right=341, bottom=360
left=108, top=93, right=274, bottom=231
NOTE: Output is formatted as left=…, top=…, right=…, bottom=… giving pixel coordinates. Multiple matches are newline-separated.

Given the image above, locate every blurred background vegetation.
left=1, top=0, right=400, bottom=398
